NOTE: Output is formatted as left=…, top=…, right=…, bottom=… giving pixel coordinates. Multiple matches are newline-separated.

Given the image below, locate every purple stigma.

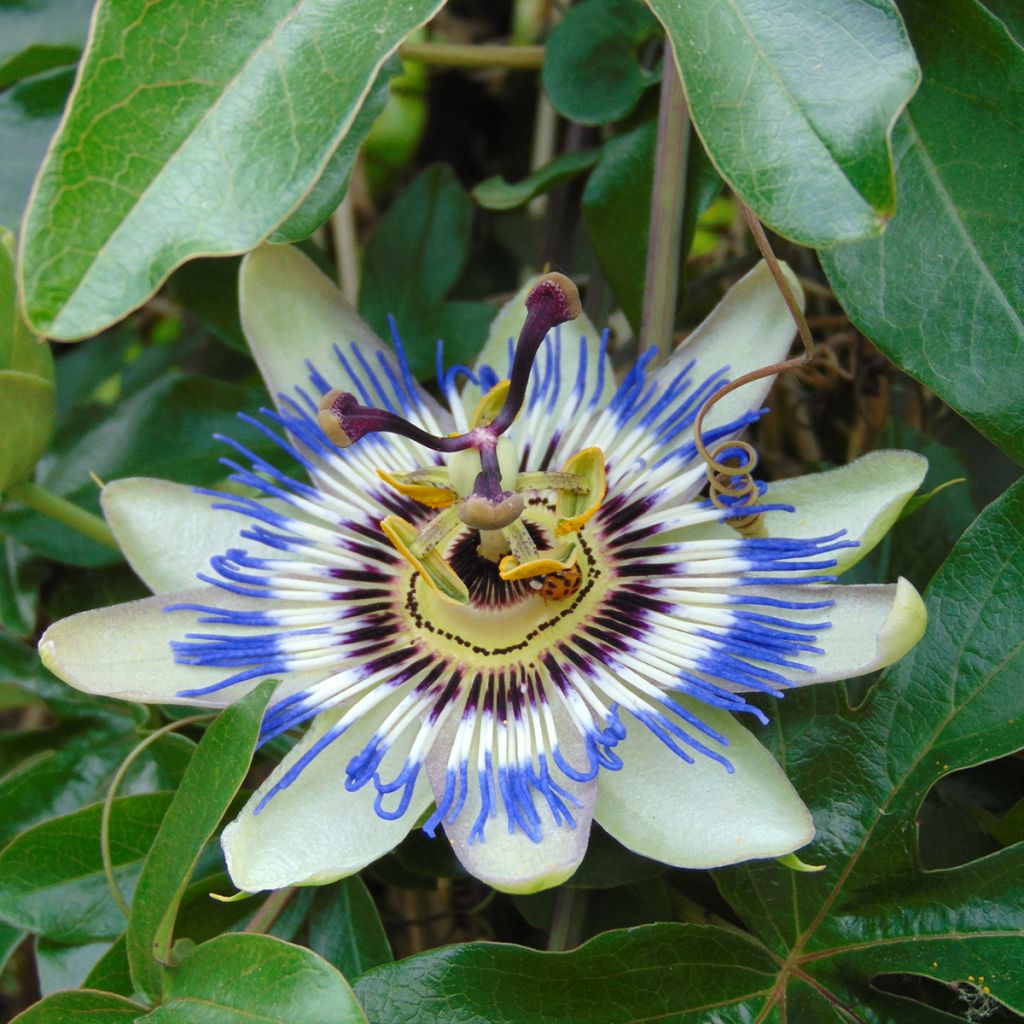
left=316, top=272, right=581, bottom=487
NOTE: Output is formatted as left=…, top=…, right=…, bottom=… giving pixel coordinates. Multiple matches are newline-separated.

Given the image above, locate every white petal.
left=101, top=478, right=245, bottom=594
left=38, top=587, right=323, bottom=707
left=673, top=451, right=928, bottom=575
left=223, top=702, right=430, bottom=891
left=463, top=275, right=614, bottom=452
left=239, top=244, right=451, bottom=428
left=666, top=260, right=802, bottom=433
left=595, top=699, right=813, bottom=868
left=736, top=578, right=927, bottom=688
left=426, top=698, right=595, bottom=894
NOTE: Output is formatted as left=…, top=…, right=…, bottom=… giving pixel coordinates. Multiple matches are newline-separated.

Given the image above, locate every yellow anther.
left=555, top=447, right=606, bottom=537
left=498, top=540, right=579, bottom=582
left=377, top=468, right=457, bottom=509
left=380, top=515, right=469, bottom=606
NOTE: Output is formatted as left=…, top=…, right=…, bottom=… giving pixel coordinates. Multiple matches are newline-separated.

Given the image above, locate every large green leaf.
left=0, top=67, right=73, bottom=229
left=18, top=0, right=444, bottom=340
left=143, top=933, right=367, bottom=1023
left=706, top=478, right=1024, bottom=1018
left=647, top=0, right=920, bottom=246
left=0, top=793, right=172, bottom=944
left=0, top=728, right=193, bottom=846
left=308, top=877, right=392, bottom=980
left=822, top=0, right=1024, bottom=464
left=126, top=682, right=273, bottom=1003
left=35, top=937, right=113, bottom=997
left=359, top=164, right=493, bottom=378
left=10, top=990, right=142, bottom=1024
left=355, top=923, right=780, bottom=1022
left=270, top=59, right=399, bottom=244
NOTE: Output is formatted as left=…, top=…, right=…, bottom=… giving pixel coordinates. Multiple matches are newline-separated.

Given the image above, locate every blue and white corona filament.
left=39, top=246, right=928, bottom=894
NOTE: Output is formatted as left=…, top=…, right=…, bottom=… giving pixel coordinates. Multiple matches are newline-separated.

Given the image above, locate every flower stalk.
left=5, top=479, right=119, bottom=550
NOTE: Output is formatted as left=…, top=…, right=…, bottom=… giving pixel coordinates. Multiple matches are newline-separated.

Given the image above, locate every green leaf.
left=355, top=923, right=779, bottom=1023
left=0, top=728, right=194, bottom=846
left=0, top=228, right=55, bottom=493
left=0, top=793, right=172, bottom=944
left=0, top=0, right=92, bottom=88
left=0, top=918, right=24, bottom=973
left=582, top=116, right=657, bottom=330
left=126, top=681, right=274, bottom=1003
left=308, top=877, right=392, bottom=979
left=0, top=67, right=73, bottom=229
left=271, top=59, right=399, bottom=243
left=10, top=990, right=142, bottom=1024
left=473, top=149, right=601, bottom=211
left=84, top=935, right=136, bottom=999
left=708, top=478, right=1024, bottom=1017
left=143, top=933, right=367, bottom=1023
left=360, top=164, right=492, bottom=377
left=19, top=0, right=445, bottom=340
left=35, top=937, right=113, bottom=996
left=0, top=536, right=43, bottom=636
left=542, top=0, right=660, bottom=126
left=822, top=0, right=1024, bottom=463
left=0, top=373, right=277, bottom=566
left=648, top=0, right=920, bottom=246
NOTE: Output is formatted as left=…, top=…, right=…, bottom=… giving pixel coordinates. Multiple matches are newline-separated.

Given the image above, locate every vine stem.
left=244, top=886, right=296, bottom=934
left=5, top=479, right=118, bottom=550
left=638, top=47, right=690, bottom=353
left=101, top=714, right=216, bottom=919
left=546, top=886, right=588, bottom=951
left=691, top=195, right=816, bottom=470
left=399, top=42, right=544, bottom=70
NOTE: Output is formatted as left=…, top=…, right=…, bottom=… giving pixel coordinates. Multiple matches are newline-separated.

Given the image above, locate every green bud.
left=0, top=227, right=55, bottom=494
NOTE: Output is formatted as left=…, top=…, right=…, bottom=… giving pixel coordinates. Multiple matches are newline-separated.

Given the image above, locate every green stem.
left=5, top=479, right=119, bottom=550
left=546, top=886, right=588, bottom=951
left=399, top=42, right=544, bottom=70
left=639, top=47, right=690, bottom=353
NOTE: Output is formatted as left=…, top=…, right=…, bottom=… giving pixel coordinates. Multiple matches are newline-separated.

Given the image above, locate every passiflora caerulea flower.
left=39, top=246, right=927, bottom=894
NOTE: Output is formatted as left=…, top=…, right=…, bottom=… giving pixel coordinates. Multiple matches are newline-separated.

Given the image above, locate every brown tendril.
left=692, top=196, right=816, bottom=537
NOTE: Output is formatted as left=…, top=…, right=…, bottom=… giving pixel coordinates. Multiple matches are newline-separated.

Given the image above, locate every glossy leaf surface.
left=145, top=933, right=367, bottom=1023
left=0, top=794, right=172, bottom=944
left=19, top=0, right=444, bottom=339
left=822, top=0, right=1024, bottom=463
left=126, top=682, right=273, bottom=1002
left=647, top=0, right=920, bottom=246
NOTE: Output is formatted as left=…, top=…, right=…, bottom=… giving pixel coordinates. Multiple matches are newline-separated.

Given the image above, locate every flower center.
left=316, top=273, right=608, bottom=606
